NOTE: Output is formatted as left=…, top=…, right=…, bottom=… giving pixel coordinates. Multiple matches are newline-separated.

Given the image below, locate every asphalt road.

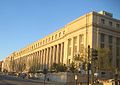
left=0, top=75, right=64, bottom=85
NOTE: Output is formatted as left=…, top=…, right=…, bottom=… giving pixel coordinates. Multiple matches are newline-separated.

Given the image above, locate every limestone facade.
left=2, top=11, right=120, bottom=73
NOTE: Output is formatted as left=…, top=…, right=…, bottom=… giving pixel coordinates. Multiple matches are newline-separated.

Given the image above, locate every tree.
left=51, top=63, right=67, bottom=72
left=69, top=62, right=77, bottom=73
left=72, top=44, right=88, bottom=71
left=97, top=48, right=113, bottom=71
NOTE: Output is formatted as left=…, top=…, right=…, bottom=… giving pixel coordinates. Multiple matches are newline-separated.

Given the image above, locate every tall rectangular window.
left=109, top=35, right=113, bottom=44
left=116, top=37, right=120, bottom=45
left=100, top=33, right=105, bottom=43
left=68, top=39, right=72, bottom=56
left=73, top=36, right=77, bottom=55
left=109, top=21, right=113, bottom=26
left=116, top=47, right=119, bottom=56
left=116, top=24, right=120, bottom=28
left=101, top=19, right=105, bottom=24
left=100, top=43, right=104, bottom=48
left=116, top=37, right=120, bottom=56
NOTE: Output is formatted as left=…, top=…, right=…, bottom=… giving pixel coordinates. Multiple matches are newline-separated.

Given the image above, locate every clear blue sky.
left=0, top=0, right=120, bottom=61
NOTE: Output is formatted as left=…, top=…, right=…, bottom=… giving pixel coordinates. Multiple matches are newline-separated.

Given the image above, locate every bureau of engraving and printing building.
left=2, top=11, right=120, bottom=75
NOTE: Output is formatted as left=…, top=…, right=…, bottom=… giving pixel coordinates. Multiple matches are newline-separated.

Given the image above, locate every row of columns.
left=16, top=42, right=64, bottom=71
left=67, top=35, right=84, bottom=64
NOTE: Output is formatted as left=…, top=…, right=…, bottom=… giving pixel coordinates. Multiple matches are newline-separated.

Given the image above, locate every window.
left=52, top=36, right=54, bottom=40
left=100, top=33, right=105, bottom=42
left=116, top=59, right=119, bottom=67
left=116, top=47, right=119, bottom=56
left=109, top=35, right=112, bottom=44
left=55, top=34, right=57, bottom=39
left=116, top=37, right=120, bottom=45
left=79, top=35, right=84, bottom=43
left=109, top=45, right=112, bottom=55
left=116, top=37, right=120, bottom=56
left=63, top=31, right=65, bottom=34
left=43, top=40, right=45, bottom=44
left=100, top=43, right=104, bottom=48
left=116, top=24, right=120, bottom=28
left=40, top=42, right=42, bottom=45
left=38, top=43, right=39, bottom=46
left=68, top=39, right=72, bottom=56
left=73, top=36, right=77, bottom=55
left=109, top=21, right=112, bottom=26
left=101, top=19, right=105, bottom=24
left=59, top=32, right=61, bottom=37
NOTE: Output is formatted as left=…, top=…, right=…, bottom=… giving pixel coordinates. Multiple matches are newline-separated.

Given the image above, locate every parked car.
left=17, top=73, right=27, bottom=79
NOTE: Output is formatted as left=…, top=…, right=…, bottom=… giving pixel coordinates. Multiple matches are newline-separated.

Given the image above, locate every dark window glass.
left=116, top=24, right=120, bottom=28
left=116, top=47, right=120, bottom=56
left=100, top=33, right=105, bottom=42
left=109, top=35, right=112, bottom=44
left=101, top=19, right=105, bottom=24
left=100, top=43, right=104, bottom=48
left=109, top=21, right=112, bottom=26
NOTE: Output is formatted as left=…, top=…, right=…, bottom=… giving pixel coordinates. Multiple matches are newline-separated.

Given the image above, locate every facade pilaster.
left=52, top=46, right=55, bottom=64
left=113, top=37, right=116, bottom=68
left=56, top=44, right=59, bottom=64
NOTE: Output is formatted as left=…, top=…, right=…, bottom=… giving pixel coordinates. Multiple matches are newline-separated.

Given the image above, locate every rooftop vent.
left=99, top=11, right=113, bottom=18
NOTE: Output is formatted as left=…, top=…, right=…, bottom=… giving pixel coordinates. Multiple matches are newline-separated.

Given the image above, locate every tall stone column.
left=39, top=50, right=41, bottom=69
left=56, top=44, right=59, bottom=64
left=52, top=46, right=55, bottom=64
left=78, top=35, right=80, bottom=53
left=71, top=38, right=73, bottom=64
left=47, top=47, right=50, bottom=69
left=51, top=46, right=53, bottom=67
left=60, top=42, right=63, bottom=64
left=113, top=37, right=116, bottom=68
left=41, top=49, right=44, bottom=70
left=49, top=47, right=52, bottom=68
left=43, top=49, right=47, bottom=69
left=46, top=48, right=49, bottom=68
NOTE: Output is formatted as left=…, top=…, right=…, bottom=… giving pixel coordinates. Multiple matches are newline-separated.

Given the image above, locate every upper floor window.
left=100, top=43, right=105, bottom=48
left=55, top=34, right=57, bottom=39
left=49, top=37, right=50, bottom=41
left=109, top=21, right=112, bottom=26
left=116, top=37, right=120, bottom=46
left=109, top=35, right=113, bottom=44
left=52, top=36, right=54, bottom=40
left=73, top=36, right=77, bottom=45
left=100, top=33, right=105, bottom=43
left=63, top=31, right=65, bottom=34
left=46, top=39, right=47, bottom=43
left=116, top=23, right=120, bottom=28
left=101, top=19, right=105, bottom=24
left=43, top=40, right=45, bottom=44
left=59, top=32, right=61, bottom=37
left=68, top=38, right=72, bottom=56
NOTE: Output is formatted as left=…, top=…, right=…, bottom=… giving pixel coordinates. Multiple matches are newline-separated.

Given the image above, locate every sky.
left=0, top=0, right=120, bottom=61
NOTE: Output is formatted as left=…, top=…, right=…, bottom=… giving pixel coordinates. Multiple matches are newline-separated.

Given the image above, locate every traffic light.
left=92, top=49, right=98, bottom=56
left=92, top=49, right=98, bottom=60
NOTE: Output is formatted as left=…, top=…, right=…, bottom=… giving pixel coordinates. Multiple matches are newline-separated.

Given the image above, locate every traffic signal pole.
left=87, top=45, right=90, bottom=85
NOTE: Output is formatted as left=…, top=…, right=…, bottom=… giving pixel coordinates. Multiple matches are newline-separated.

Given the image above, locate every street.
left=0, top=74, right=64, bottom=85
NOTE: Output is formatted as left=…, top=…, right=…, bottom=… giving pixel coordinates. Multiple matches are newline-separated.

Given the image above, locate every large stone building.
left=0, top=61, right=3, bottom=72
left=2, top=11, right=120, bottom=74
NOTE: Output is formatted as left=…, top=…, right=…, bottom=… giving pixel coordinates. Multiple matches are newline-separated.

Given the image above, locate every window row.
left=68, top=34, right=84, bottom=56
left=101, top=18, right=120, bottom=28
left=100, top=33, right=120, bottom=45
left=16, top=31, right=65, bottom=56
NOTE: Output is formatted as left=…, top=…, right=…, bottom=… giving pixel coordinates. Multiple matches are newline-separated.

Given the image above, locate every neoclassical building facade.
left=2, top=11, right=120, bottom=73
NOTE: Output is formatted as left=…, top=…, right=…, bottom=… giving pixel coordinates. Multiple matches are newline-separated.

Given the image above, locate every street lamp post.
left=87, top=45, right=90, bottom=85
left=115, top=69, right=118, bottom=85
left=75, top=74, right=77, bottom=85
left=43, top=68, right=48, bottom=85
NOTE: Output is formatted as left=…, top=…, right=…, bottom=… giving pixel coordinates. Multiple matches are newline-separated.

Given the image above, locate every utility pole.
left=87, top=45, right=90, bottom=85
